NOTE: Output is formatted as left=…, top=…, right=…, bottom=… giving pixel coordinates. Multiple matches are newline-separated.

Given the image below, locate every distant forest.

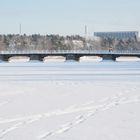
left=0, top=34, right=140, bottom=51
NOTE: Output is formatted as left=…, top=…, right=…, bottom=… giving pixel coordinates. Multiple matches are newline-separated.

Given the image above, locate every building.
left=94, top=31, right=138, bottom=40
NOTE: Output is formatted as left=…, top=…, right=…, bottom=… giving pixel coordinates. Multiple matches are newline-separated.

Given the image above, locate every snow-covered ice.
left=0, top=60, right=140, bottom=140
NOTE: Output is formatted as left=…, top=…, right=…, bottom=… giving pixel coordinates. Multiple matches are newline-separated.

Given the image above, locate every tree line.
left=0, top=34, right=139, bottom=51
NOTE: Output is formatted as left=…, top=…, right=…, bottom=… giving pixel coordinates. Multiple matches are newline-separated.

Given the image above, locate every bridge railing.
left=0, top=50, right=140, bottom=55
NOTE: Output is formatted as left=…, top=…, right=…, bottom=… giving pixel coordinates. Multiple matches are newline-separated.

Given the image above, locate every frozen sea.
left=0, top=60, right=140, bottom=140
left=1, top=60, right=140, bottom=81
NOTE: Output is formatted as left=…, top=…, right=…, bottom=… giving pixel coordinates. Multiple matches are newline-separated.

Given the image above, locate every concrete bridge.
left=0, top=50, right=140, bottom=61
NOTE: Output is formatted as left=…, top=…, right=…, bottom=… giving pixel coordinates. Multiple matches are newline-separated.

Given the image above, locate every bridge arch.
left=79, top=56, right=102, bottom=62
left=43, top=56, right=65, bottom=62
left=8, top=56, right=30, bottom=62
left=116, top=56, right=140, bottom=62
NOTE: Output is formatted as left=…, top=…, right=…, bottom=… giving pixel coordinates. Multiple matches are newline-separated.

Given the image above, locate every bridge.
left=0, top=50, right=140, bottom=61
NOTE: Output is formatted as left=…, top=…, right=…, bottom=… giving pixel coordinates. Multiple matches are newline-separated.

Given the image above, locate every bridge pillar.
left=2, top=55, right=10, bottom=62
left=29, top=55, right=43, bottom=61
left=102, top=55, right=116, bottom=61
left=66, top=54, right=79, bottom=61
left=0, top=55, right=4, bottom=62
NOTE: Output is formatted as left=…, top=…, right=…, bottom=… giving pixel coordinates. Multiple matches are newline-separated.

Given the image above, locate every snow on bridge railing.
left=0, top=50, right=140, bottom=55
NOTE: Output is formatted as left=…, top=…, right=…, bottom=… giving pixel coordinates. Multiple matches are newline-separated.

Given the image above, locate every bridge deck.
left=0, top=50, right=140, bottom=61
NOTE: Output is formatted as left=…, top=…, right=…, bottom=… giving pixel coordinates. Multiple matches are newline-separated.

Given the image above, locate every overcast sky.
left=0, top=0, right=140, bottom=36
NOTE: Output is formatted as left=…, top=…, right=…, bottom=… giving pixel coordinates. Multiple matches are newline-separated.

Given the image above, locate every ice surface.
left=0, top=61, right=140, bottom=140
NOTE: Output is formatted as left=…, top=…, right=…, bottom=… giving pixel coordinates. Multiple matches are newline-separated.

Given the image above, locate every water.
left=0, top=61, right=140, bottom=81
